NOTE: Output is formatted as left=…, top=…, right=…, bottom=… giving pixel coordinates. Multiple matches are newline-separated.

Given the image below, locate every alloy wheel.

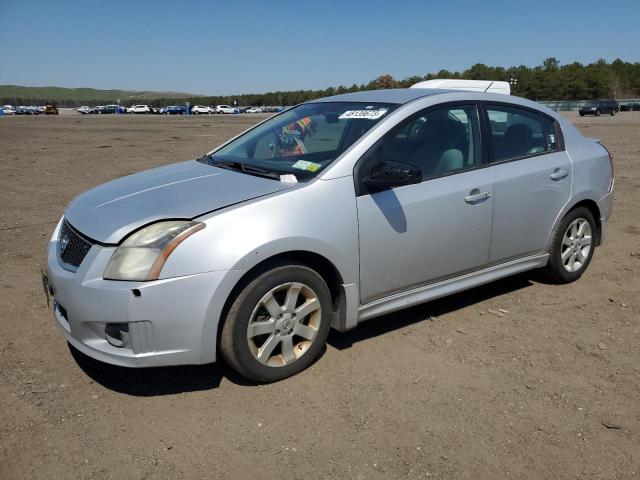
left=246, top=282, right=321, bottom=367
left=561, top=218, right=592, bottom=273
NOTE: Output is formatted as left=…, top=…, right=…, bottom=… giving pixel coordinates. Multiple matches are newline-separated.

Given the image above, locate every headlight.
left=104, top=221, right=205, bottom=281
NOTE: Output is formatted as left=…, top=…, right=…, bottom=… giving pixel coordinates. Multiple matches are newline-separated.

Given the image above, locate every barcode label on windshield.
left=339, top=109, right=387, bottom=120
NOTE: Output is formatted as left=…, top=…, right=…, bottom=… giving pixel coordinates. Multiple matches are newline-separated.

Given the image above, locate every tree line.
left=3, top=58, right=639, bottom=108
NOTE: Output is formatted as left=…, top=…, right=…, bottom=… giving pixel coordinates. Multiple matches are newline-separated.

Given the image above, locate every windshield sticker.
left=339, top=109, right=387, bottom=120
left=291, top=160, right=321, bottom=172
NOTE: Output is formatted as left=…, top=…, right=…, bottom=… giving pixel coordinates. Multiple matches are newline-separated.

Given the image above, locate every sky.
left=1, top=0, right=639, bottom=95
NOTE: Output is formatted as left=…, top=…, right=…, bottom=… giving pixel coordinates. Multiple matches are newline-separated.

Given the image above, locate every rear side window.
left=486, top=105, right=558, bottom=162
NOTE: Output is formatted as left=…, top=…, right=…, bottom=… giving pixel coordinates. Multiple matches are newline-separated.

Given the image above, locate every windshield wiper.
left=211, top=159, right=281, bottom=181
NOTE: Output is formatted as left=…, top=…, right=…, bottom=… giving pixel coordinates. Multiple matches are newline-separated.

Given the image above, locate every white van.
left=411, top=79, right=511, bottom=95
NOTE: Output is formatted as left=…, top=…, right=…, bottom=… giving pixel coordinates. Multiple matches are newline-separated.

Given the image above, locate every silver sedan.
left=44, top=88, right=614, bottom=382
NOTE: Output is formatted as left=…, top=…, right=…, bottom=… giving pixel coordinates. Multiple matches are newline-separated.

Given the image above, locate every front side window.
left=357, top=104, right=480, bottom=188
left=486, top=105, right=558, bottom=162
left=201, top=102, right=396, bottom=181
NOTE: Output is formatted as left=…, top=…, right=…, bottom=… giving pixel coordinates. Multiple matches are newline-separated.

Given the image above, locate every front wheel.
left=595, top=110, right=601, bottom=116
left=545, top=207, right=596, bottom=283
left=221, top=262, right=333, bottom=382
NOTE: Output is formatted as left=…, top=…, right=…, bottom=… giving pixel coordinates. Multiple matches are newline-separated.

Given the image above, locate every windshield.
left=200, top=102, right=397, bottom=182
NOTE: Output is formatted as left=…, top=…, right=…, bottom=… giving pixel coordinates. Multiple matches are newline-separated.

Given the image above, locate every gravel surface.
left=0, top=112, right=638, bottom=479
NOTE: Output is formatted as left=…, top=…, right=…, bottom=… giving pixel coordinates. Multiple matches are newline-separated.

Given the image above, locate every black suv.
left=579, top=100, right=619, bottom=116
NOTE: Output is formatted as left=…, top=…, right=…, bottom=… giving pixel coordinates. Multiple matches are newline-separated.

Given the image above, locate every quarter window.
left=486, top=105, right=558, bottom=162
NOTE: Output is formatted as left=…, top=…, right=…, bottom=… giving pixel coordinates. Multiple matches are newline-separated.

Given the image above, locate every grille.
left=59, top=220, right=93, bottom=268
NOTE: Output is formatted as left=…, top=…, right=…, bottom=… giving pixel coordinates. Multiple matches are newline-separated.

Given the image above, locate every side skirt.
left=357, top=254, right=549, bottom=322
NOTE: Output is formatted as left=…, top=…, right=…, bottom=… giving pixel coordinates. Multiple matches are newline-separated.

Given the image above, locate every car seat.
left=410, top=119, right=467, bottom=175
left=503, top=124, right=534, bottom=158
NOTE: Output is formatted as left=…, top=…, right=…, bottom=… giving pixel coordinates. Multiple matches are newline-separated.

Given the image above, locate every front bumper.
left=45, top=224, right=238, bottom=368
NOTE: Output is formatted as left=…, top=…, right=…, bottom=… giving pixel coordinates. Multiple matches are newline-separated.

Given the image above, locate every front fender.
left=160, top=176, right=360, bottom=360
left=161, top=176, right=360, bottom=283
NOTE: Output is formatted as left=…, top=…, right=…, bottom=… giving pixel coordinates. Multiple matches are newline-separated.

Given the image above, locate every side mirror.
left=362, top=160, right=422, bottom=193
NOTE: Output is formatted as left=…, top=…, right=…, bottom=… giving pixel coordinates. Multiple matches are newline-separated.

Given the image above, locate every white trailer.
left=410, top=79, right=511, bottom=95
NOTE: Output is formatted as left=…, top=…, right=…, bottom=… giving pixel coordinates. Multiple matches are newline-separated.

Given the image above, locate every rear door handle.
left=464, top=190, right=491, bottom=204
left=550, top=168, right=569, bottom=180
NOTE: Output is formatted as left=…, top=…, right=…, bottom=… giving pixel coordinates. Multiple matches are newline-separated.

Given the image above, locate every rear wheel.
left=595, top=110, right=601, bottom=116
left=545, top=207, right=596, bottom=283
left=221, top=262, right=333, bottom=382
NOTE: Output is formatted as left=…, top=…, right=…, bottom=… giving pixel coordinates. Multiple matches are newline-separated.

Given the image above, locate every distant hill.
left=0, top=85, right=198, bottom=105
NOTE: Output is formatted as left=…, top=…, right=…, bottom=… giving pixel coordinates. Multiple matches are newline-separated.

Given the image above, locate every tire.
left=221, top=262, right=333, bottom=382
left=579, top=112, right=584, bottom=117
left=595, top=110, right=600, bottom=116
left=611, top=110, right=616, bottom=116
left=544, top=207, right=597, bottom=283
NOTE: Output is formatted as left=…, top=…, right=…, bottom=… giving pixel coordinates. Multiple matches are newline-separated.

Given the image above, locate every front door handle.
left=550, top=168, right=569, bottom=181
left=464, top=189, right=491, bottom=204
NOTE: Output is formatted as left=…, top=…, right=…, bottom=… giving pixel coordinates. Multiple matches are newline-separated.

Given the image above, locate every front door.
left=355, top=104, right=494, bottom=303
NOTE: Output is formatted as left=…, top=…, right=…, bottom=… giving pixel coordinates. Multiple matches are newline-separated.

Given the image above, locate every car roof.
left=307, top=88, right=451, bottom=105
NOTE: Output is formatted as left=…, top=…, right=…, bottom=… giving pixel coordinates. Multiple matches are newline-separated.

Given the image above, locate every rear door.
left=483, top=103, right=572, bottom=263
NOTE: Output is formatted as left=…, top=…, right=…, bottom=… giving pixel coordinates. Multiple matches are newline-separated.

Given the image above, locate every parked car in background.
left=245, top=107, right=263, bottom=113
left=128, top=104, right=152, bottom=114
left=632, top=103, right=640, bottom=111
left=98, top=105, right=125, bottom=114
left=15, top=106, right=38, bottom=115
left=620, top=104, right=631, bottom=112
left=163, top=105, right=188, bottom=115
left=1, top=105, right=16, bottom=115
left=579, top=100, right=619, bottom=116
left=97, top=105, right=118, bottom=114
left=45, top=88, right=613, bottom=382
left=151, top=106, right=162, bottom=114
left=192, top=105, right=213, bottom=114
left=215, top=105, right=240, bottom=114
left=44, top=101, right=59, bottom=115
left=77, top=106, right=92, bottom=114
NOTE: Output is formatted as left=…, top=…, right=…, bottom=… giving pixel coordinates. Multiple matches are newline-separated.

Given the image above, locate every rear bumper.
left=45, top=225, right=234, bottom=368
left=598, top=182, right=614, bottom=244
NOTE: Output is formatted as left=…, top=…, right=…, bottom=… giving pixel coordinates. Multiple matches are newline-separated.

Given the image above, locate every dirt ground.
left=0, top=111, right=638, bottom=479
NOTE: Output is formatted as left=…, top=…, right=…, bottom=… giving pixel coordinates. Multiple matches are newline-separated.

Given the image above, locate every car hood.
left=64, top=160, right=292, bottom=244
